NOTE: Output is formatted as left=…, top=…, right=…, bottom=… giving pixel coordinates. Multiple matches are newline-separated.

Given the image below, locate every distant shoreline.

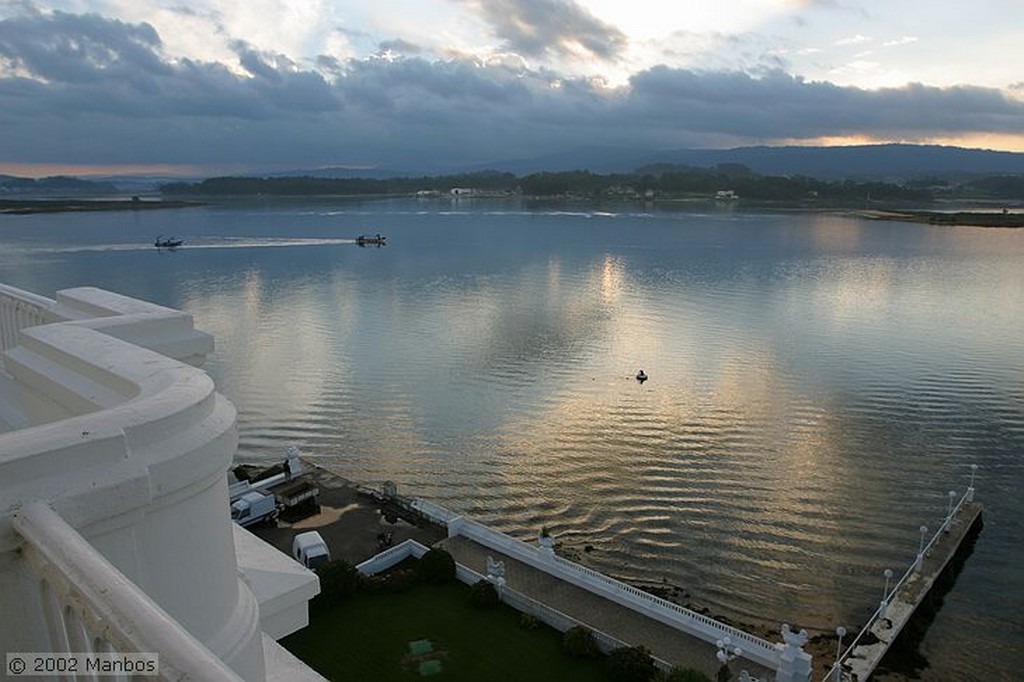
left=0, top=198, right=203, bottom=215
left=4, top=197, right=1022, bottom=228
left=854, top=209, right=1024, bottom=228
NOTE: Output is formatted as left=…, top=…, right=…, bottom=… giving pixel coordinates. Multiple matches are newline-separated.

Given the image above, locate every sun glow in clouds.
left=1, top=0, right=1023, bottom=172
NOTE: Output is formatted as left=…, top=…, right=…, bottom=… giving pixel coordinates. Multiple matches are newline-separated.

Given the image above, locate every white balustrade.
left=357, top=538, right=665, bottom=669
left=13, top=502, right=245, bottom=682
left=412, top=500, right=780, bottom=669
left=0, top=284, right=53, bottom=351
left=0, top=284, right=213, bottom=364
left=0, top=284, right=321, bottom=682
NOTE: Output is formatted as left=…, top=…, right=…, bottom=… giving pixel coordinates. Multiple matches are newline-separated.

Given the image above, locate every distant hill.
left=259, top=166, right=418, bottom=180
left=468, top=144, right=1024, bottom=180
left=0, top=175, right=118, bottom=196
left=650, top=144, right=1024, bottom=179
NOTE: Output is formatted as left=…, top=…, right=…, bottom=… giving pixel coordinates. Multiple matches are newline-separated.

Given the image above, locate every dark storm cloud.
left=0, top=9, right=169, bottom=83
left=461, top=0, right=627, bottom=61
left=1, top=10, right=1022, bottom=170
left=625, top=67, right=1024, bottom=139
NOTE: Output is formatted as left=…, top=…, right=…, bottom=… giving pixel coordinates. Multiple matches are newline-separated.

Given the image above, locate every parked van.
left=292, top=531, right=330, bottom=569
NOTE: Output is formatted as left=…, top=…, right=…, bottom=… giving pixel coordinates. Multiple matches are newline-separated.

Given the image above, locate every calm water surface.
left=2, top=198, right=1022, bottom=680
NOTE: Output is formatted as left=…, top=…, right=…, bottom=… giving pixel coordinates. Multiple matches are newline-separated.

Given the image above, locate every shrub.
left=663, top=667, right=713, bottom=682
left=606, top=645, right=657, bottom=682
left=312, top=560, right=360, bottom=610
left=362, top=568, right=417, bottom=594
left=562, top=625, right=600, bottom=659
left=468, top=579, right=501, bottom=608
left=519, top=613, right=541, bottom=630
left=417, top=548, right=456, bottom=584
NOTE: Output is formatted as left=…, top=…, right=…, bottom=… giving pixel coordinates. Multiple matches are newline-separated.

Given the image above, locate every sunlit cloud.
left=835, top=34, right=871, bottom=46
left=1, top=0, right=1023, bottom=173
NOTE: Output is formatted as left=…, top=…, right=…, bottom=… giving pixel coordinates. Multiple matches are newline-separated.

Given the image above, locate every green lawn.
left=281, top=581, right=609, bottom=682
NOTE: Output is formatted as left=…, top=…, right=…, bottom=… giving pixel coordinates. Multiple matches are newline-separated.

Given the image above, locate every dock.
left=827, top=492, right=983, bottom=681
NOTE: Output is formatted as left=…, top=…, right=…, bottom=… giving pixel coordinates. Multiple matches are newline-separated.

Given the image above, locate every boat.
left=356, top=234, right=386, bottom=246
left=154, top=235, right=184, bottom=248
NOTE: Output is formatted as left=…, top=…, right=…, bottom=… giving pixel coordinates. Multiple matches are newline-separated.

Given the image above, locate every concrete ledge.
left=235, top=525, right=320, bottom=640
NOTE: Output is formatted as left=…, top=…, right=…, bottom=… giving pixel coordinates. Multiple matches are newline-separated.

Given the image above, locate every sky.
left=1, top=0, right=1023, bottom=177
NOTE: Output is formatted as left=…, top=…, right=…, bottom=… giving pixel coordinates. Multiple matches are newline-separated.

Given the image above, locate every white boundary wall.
left=410, top=498, right=783, bottom=671
left=356, top=539, right=670, bottom=670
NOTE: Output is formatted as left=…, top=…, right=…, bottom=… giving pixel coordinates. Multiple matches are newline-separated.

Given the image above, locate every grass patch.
left=282, top=580, right=608, bottom=682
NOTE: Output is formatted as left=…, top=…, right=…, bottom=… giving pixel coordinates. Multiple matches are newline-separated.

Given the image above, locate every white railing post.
left=880, top=568, right=893, bottom=614
left=775, top=624, right=813, bottom=682
left=915, top=525, right=928, bottom=572
left=944, top=490, right=956, bottom=532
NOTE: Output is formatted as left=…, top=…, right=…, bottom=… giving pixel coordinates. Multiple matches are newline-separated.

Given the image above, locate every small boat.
left=636, top=369, right=648, bottom=383
left=356, top=234, right=386, bottom=246
left=154, top=235, right=184, bottom=248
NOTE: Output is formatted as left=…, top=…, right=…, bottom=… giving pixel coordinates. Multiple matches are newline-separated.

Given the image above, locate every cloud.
left=835, top=34, right=871, bottom=46
left=625, top=67, right=1024, bottom=141
left=0, top=9, right=169, bottom=84
left=378, top=38, right=423, bottom=56
left=882, top=36, right=917, bottom=47
left=1, top=9, right=1022, bottom=171
left=460, top=0, right=628, bottom=62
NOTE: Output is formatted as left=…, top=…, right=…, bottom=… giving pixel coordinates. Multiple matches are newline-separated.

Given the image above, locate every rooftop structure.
left=0, top=284, right=323, bottom=681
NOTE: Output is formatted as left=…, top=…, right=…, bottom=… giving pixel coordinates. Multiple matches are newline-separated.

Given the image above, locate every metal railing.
left=820, top=480, right=977, bottom=682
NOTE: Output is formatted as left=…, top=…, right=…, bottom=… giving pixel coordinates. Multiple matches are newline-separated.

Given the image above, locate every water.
left=2, top=198, right=1022, bottom=679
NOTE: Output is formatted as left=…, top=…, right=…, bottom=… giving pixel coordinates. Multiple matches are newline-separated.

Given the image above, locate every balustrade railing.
left=356, top=538, right=666, bottom=670
left=13, top=502, right=244, bottom=682
left=413, top=498, right=780, bottom=669
left=0, top=284, right=54, bottom=352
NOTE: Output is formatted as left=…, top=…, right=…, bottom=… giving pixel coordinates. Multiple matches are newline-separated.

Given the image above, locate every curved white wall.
left=0, top=287, right=264, bottom=680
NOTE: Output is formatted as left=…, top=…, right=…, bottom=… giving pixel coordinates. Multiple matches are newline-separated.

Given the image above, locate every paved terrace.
left=248, top=464, right=776, bottom=679
left=442, top=534, right=775, bottom=681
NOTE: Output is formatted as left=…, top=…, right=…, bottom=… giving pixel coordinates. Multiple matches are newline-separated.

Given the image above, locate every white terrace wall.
left=0, top=284, right=213, bottom=365
left=411, top=498, right=783, bottom=672
left=0, top=286, right=264, bottom=680
left=356, top=540, right=664, bottom=668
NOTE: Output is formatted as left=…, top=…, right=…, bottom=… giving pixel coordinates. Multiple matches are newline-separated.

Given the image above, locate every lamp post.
left=716, top=636, right=742, bottom=681
left=881, top=568, right=893, bottom=612
left=833, top=626, right=847, bottom=682
left=945, top=490, right=956, bottom=532
left=915, top=524, right=928, bottom=571
left=967, top=464, right=978, bottom=502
